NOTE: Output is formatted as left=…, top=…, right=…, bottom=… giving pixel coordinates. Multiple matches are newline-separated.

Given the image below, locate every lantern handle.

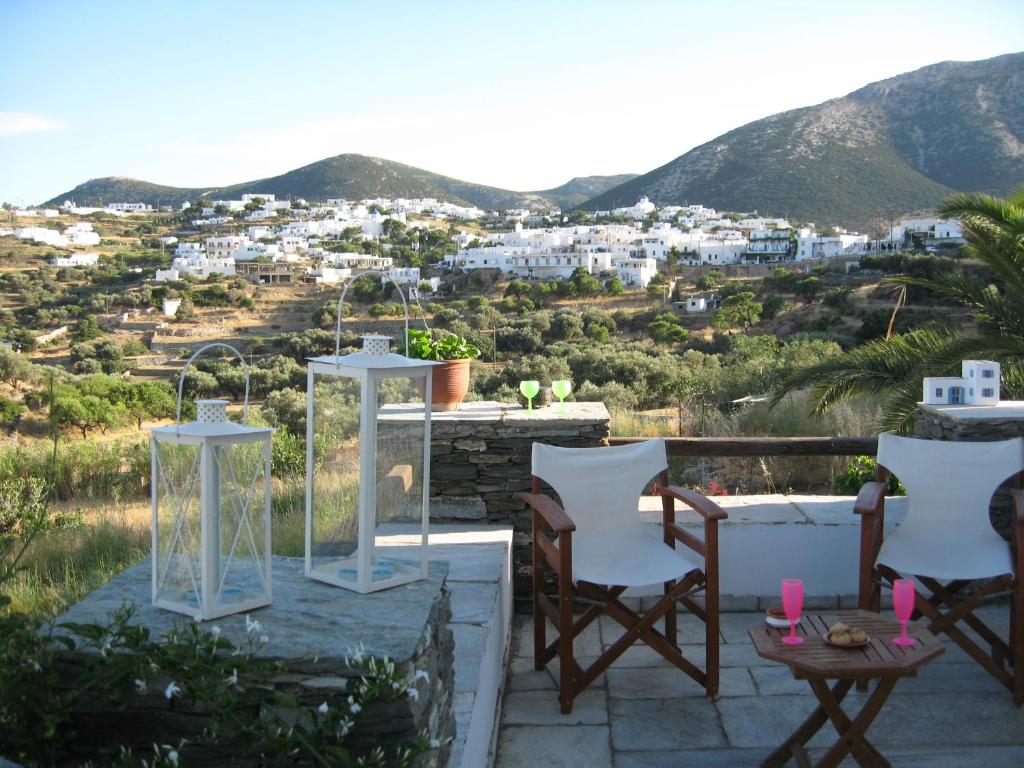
left=333, top=270, right=411, bottom=364
left=175, top=342, right=251, bottom=430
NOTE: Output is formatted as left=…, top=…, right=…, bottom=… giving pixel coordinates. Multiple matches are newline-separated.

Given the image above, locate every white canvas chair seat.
left=525, top=437, right=727, bottom=713
left=878, top=522, right=1013, bottom=582
left=570, top=528, right=702, bottom=587
left=857, top=432, right=1024, bottom=706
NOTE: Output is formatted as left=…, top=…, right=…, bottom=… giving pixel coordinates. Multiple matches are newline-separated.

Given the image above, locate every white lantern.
left=305, top=280, right=440, bottom=592
left=150, top=343, right=273, bottom=620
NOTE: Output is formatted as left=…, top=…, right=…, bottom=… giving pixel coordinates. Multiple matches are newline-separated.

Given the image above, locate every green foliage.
left=261, top=387, right=307, bottom=435
left=761, top=294, right=793, bottom=320
left=73, top=315, right=104, bottom=342
left=0, top=395, right=23, bottom=427
left=399, top=328, right=480, bottom=361
left=833, top=456, right=905, bottom=496
left=0, top=349, right=34, bottom=390
left=647, top=313, right=689, bottom=345
left=175, top=294, right=196, bottom=322
left=776, top=191, right=1024, bottom=432
left=695, top=270, right=724, bottom=291
left=604, top=276, right=624, bottom=295
left=714, top=292, right=762, bottom=329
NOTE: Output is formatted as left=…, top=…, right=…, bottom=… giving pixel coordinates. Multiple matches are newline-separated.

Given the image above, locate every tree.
left=774, top=190, right=1024, bottom=432
left=73, top=316, right=104, bottom=342
left=570, top=268, right=601, bottom=298
left=551, top=310, right=584, bottom=340
left=795, top=276, right=822, bottom=302
left=0, top=395, right=23, bottom=428
left=648, top=314, right=689, bottom=345
left=604, top=277, right=624, bottom=295
left=175, top=295, right=196, bottom=322
left=261, top=388, right=307, bottom=435
left=52, top=394, right=123, bottom=438
left=761, top=294, right=793, bottom=320
left=0, top=350, right=33, bottom=391
left=125, top=381, right=176, bottom=428
left=714, top=292, right=762, bottom=330
left=368, top=303, right=388, bottom=319
left=695, top=270, right=724, bottom=291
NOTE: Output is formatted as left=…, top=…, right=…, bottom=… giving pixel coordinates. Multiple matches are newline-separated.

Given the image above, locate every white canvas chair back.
left=532, top=438, right=699, bottom=587
left=877, top=433, right=1024, bottom=580
left=533, top=438, right=666, bottom=536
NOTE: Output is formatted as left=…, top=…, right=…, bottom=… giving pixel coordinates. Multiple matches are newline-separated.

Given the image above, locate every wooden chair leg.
left=532, top=516, right=546, bottom=670
left=558, top=531, right=575, bottom=714
left=664, top=578, right=678, bottom=650
left=1013, top=574, right=1023, bottom=707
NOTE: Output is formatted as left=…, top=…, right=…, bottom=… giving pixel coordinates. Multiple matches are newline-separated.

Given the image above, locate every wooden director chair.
left=856, top=432, right=1024, bottom=706
left=523, top=438, right=727, bottom=714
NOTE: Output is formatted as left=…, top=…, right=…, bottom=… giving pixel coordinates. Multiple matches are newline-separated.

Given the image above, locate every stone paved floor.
left=494, top=607, right=1024, bottom=767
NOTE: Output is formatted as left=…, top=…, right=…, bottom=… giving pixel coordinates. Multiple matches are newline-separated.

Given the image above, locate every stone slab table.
left=52, top=556, right=454, bottom=767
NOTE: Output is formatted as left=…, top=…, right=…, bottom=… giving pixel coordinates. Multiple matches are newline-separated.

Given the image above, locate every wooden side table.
left=749, top=609, right=944, bottom=768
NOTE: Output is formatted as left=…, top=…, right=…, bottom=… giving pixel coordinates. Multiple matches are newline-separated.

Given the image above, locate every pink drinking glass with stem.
left=892, top=578, right=916, bottom=646
left=781, top=578, right=805, bottom=645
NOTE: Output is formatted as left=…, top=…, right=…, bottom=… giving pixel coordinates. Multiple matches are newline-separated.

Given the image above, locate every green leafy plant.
left=832, top=455, right=905, bottom=496
left=399, top=328, right=480, bottom=361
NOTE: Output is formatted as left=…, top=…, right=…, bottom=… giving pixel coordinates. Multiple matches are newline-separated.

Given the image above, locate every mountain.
left=579, top=53, right=1024, bottom=230
left=530, top=174, right=639, bottom=209
left=45, top=155, right=635, bottom=212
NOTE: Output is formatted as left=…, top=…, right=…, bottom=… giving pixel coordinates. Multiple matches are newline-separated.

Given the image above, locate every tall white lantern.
left=150, top=344, right=273, bottom=620
left=305, top=282, right=440, bottom=593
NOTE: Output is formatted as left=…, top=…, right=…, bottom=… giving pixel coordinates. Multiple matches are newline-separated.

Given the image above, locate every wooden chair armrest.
left=521, top=492, right=576, bottom=532
left=853, top=481, right=887, bottom=515
left=655, top=484, right=728, bottom=521
left=1013, top=488, right=1024, bottom=528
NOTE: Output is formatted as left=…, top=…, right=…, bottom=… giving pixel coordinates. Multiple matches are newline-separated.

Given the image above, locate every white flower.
left=166, top=749, right=179, bottom=767
left=245, top=615, right=262, bottom=635
left=259, top=635, right=269, bottom=647
left=318, top=702, right=329, bottom=714
left=134, top=678, right=147, bottom=693
left=430, top=738, right=441, bottom=749
left=226, top=669, right=238, bottom=686
left=211, top=626, right=221, bottom=637
left=406, top=686, right=419, bottom=701
left=164, top=682, right=181, bottom=700
left=348, top=696, right=361, bottom=714
left=100, top=640, right=112, bottom=658
left=415, top=669, right=430, bottom=684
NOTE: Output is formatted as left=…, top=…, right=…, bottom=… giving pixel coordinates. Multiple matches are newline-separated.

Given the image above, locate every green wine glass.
left=552, top=379, right=572, bottom=411
left=519, top=380, right=540, bottom=411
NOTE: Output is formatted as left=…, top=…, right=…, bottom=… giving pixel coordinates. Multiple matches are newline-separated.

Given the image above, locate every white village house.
left=922, top=360, right=1001, bottom=406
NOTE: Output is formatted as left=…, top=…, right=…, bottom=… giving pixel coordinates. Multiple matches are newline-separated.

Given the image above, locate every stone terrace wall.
left=52, top=558, right=454, bottom=767
left=429, top=401, right=611, bottom=527
left=429, top=400, right=610, bottom=604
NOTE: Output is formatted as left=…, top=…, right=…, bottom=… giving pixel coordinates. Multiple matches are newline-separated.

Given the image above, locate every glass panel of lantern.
left=305, top=333, right=440, bottom=593
left=150, top=344, right=273, bottom=620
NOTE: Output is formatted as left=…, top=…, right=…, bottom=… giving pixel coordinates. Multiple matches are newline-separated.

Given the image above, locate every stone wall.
left=52, top=557, right=454, bottom=767
left=428, top=400, right=610, bottom=605
left=429, top=400, right=611, bottom=528
left=914, top=402, right=1024, bottom=537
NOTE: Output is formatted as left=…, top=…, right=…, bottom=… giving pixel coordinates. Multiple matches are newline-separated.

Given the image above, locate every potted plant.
left=400, top=328, right=480, bottom=411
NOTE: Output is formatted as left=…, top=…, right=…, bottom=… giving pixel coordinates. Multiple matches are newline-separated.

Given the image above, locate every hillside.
left=45, top=155, right=635, bottom=212
left=579, top=52, right=1024, bottom=230
left=530, top=174, right=639, bottom=208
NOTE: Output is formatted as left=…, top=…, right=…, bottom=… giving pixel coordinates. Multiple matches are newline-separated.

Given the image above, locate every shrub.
left=833, top=455, right=905, bottom=496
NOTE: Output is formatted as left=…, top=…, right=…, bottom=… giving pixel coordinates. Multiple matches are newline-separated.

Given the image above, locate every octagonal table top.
left=749, top=609, right=944, bottom=680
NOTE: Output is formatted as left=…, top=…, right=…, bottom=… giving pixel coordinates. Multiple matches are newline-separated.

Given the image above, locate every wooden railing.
left=608, top=436, right=877, bottom=457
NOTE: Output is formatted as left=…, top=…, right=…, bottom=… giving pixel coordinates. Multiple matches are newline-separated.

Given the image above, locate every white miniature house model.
left=150, top=344, right=273, bottom=620
left=305, top=281, right=441, bottom=593
left=922, top=360, right=1001, bottom=406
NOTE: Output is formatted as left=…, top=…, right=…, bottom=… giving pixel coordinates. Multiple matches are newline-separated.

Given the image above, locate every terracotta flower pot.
left=425, top=358, right=472, bottom=412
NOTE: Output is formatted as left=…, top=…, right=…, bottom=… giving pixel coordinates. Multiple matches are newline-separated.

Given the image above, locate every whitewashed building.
left=922, top=361, right=1001, bottom=406
left=615, top=257, right=657, bottom=288
left=206, top=236, right=250, bottom=259
left=51, top=253, right=99, bottom=268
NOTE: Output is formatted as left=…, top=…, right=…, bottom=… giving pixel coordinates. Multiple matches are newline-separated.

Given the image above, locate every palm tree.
left=773, top=190, right=1024, bottom=433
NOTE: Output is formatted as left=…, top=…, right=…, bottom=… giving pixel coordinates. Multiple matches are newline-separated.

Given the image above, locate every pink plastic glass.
left=892, top=578, right=916, bottom=646
left=781, top=578, right=805, bottom=645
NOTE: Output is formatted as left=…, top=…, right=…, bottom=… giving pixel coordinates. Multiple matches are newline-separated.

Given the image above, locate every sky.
left=1, top=0, right=1022, bottom=205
